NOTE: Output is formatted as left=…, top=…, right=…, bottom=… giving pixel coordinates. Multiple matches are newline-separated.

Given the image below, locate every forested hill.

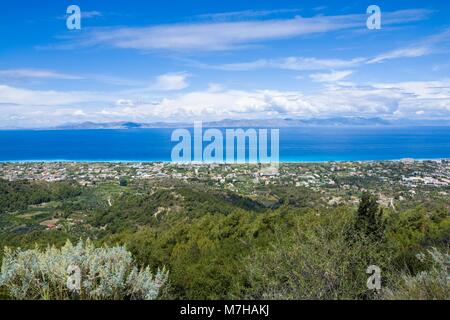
left=0, top=164, right=449, bottom=300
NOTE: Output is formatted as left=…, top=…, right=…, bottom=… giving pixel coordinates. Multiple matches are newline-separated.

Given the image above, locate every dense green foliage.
left=0, top=178, right=449, bottom=300
left=0, top=179, right=81, bottom=213
left=355, top=191, right=385, bottom=240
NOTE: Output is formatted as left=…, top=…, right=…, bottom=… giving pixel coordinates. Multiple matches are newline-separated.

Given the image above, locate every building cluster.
left=1, top=160, right=449, bottom=193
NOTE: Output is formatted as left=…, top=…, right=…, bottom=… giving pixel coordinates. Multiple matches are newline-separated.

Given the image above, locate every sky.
left=0, top=0, right=450, bottom=128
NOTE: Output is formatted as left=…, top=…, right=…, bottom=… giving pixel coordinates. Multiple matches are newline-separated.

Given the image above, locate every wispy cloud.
left=369, top=27, right=450, bottom=64
left=380, top=8, right=433, bottom=25
left=0, top=68, right=150, bottom=88
left=192, top=27, right=450, bottom=74
left=196, top=9, right=303, bottom=21
left=0, top=69, right=84, bottom=80
left=368, top=47, right=431, bottom=64
left=70, top=16, right=359, bottom=51
left=0, top=84, right=114, bottom=106
left=81, top=11, right=103, bottom=19
left=278, top=57, right=364, bottom=71
left=192, top=57, right=365, bottom=71
left=57, top=9, right=431, bottom=52
left=310, top=70, right=353, bottom=82
left=57, top=10, right=103, bottom=20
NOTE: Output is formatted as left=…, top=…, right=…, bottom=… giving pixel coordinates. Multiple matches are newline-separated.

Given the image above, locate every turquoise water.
left=0, top=126, right=449, bottom=162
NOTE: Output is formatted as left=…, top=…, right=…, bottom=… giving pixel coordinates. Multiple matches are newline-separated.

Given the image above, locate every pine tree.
left=355, top=192, right=384, bottom=240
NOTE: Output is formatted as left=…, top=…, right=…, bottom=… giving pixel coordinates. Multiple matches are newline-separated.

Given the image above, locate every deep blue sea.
left=0, top=126, right=449, bottom=162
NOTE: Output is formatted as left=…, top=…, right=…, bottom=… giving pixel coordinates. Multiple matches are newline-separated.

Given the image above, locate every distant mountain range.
left=2, top=117, right=449, bottom=130
left=51, top=117, right=450, bottom=130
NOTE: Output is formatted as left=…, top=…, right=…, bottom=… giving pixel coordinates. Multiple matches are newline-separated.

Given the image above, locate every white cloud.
left=72, top=109, right=87, bottom=117
left=81, top=11, right=102, bottom=19
left=0, top=68, right=150, bottom=87
left=368, top=28, right=450, bottom=64
left=70, top=16, right=357, bottom=51
left=277, top=57, right=363, bottom=71
left=0, top=69, right=84, bottom=80
left=195, top=36, right=445, bottom=72
left=190, top=28, right=450, bottom=74
left=1, top=79, right=450, bottom=127
left=58, top=11, right=102, bottom=20
left=310, top=70, right=353, bottom=82
left=367, top=47, right=431, bottom=64
left=208, top=59, right=270, bottom=71
left=380, top=9, right=432, bottom=24
left=64, top=9, right=431, bottom=51
left=197, top=9, right=303, bottom=21
left=152, top=73, right=189, bottom=91
left=208, top=57, right=364, bottom=71
left=90, top=80, right=450, bottom=122
left=0, top=84, right=114, bottom=106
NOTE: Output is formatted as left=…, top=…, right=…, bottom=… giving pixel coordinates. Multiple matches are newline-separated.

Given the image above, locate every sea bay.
left=0, top=126, right=449, bottom=162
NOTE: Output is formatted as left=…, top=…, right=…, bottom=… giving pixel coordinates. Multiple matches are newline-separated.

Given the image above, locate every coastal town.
left=1, top=160, right=449, bottom=209
left=1, top=160, right=449, bottom=186
left=1, top=160, right=449, bottom=185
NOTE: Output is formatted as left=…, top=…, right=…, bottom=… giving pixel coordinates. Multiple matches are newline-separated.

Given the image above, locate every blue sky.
left=0, top=0, right=450, bottom=127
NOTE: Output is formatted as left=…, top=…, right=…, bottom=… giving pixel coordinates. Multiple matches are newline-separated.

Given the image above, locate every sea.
left=0, top=126, right=449, bottom=162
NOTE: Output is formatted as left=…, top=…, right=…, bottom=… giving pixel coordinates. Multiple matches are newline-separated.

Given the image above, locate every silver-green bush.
left=0, top=239, right=168, bottom=300
left=384, top=248, right=449, bottom=300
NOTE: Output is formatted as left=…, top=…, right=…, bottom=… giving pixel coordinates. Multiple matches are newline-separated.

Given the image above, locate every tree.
left=243, top=209, right=389, bottom=300
left=119, top=177, right=129, bottom=187
left=355, top=192, right=384, bottom=240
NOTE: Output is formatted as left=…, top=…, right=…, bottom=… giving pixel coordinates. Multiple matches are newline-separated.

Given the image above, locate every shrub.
left=0, top=239, right=168, bottom=300
left=119, top=178, right=129, bottom=187
left=243, top=209, right=391, bottom=300
left=383, top=248, right=449, bottom=300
